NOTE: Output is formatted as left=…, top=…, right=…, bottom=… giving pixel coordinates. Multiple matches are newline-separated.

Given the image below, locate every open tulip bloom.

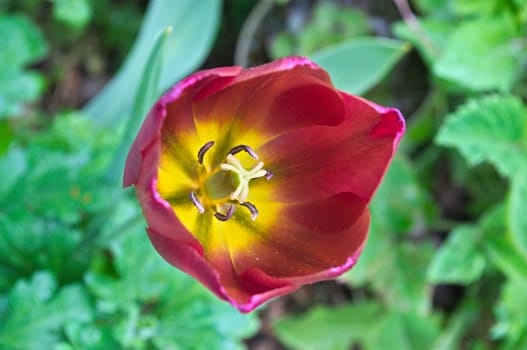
left=123, top=57, right=405, bottom=312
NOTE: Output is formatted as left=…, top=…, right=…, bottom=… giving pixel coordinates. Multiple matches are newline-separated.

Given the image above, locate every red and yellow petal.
left=255, top=92, right=404, bottom=203
left=191, top=58, right=345, bottom=142
left=124, top=66, right=241, bottom=187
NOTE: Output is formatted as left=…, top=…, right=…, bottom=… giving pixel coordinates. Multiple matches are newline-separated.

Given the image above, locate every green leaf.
left=367, top=311, right=440, bottom=350
left=481, top=205, right=527, bottom=286
left=0, top=71, right=46, bottom=118
left=370, top=155, right=436, bottom=236
left=0, top=14, right=47, bottom=119
left=436, top=95, right=527, bottom=178
left=0, top=147, right=27, bottom=201
left=0, top=207, right=86, bottom=286
left=427, top=225, right=486, bottom=284
left=412, top=0, right=450, bottom=14
left=0, top=14, right=48, bottom=69
left=0, top=272, right=92, bottom=350
left=0, top=113, right=120, bottom=284
left=104, top=25, right=171, bottom=184
left=273, top=302, right=382, bottom=350
left=309, top=37, right=410, bottom=95
left=53, top=0, right=92, bottom=30
left=83, top=0, right=221, bottom=125
left=508, top=166, right=527, bottom=256
left=430, top=300, right=480, bottom=350
left=492, top=280, right=527, bottom=346
left=433, top=16, right=521, bottom=92
left=0, top=120, right=13, bottom=154
left=452, top=0, right=505, bottom=15
left=345, top=224, right=433, bottom=313
left=269, top=32, right=295, bottom=59
left=61, top=323, right=119, bottom=350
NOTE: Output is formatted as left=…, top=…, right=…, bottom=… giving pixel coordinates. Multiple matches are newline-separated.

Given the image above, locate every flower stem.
left=392, top=0, right=440, bottom=58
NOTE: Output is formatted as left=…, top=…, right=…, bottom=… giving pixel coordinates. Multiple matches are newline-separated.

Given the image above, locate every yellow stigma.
left=220, top=154, right=267, bottom=203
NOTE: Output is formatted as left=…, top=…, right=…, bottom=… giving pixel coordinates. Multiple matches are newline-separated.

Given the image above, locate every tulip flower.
left=123, top=57, right=404, bottom=312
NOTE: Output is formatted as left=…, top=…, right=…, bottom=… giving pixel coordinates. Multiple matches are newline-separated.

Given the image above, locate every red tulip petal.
left=227, top=192, right=369, bottom=279
left=191, top=57, right=345, bottom=144
left=255, top=93, right=405, bottom=204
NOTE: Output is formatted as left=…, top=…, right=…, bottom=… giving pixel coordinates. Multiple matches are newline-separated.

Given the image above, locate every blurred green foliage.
left=269, top=2, right=371, bottom=58
left=0, top=13, right=47, bottom=119
left=53, top=0, right=92, bottom=31
left=1, top=0, right=527, bottom=349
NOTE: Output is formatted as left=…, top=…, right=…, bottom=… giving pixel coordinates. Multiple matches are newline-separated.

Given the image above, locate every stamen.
left=241, top=202, right=259, bottom=220
left=265, top=170, right=273, bottom=180
left=197, top=141, right=215, bottom=164
left=189, top=192, right=205, bottom=214
left=228, top=144, right=259, bottom=160
left=214, top=205, right=235, bottom=221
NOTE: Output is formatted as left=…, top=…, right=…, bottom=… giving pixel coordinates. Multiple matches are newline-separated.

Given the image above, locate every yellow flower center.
left=189, top=141, right=272, bottom=221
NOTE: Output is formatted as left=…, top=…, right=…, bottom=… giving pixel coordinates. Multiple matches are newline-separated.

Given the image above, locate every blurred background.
left=1, top=0, right=527, bottom=349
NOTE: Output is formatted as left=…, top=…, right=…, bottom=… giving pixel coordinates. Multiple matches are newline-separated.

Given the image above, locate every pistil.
left=220, top=154, right=267, bottom=203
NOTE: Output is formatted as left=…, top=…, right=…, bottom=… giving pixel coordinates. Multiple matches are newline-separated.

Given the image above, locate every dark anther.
left=189, top=192, right=205, bottom=214
left=228, top=144, right=259, bottom=160
left=197, top=141, right=215, bottom=164
left=241, top=202, right=259, bottom=221
left=214, top=205, right=235, bottom=221
left=265, top=170, right=273, bottom=180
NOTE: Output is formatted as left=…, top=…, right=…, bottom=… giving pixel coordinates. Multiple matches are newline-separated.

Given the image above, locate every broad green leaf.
left=0, top=272, right=92, bottom=350
left=345, top=223, right=433, bottom=313
left=413, top=0, right=451, bottom=14
left=481, top=205, right=527, bottom=286
left=0, top=147, right=27, bottom=202
left=367, top=311, right=440, bottom=350
left=309, top=37, right=409, bottom=95
left=427, top=225, right=486, bottom=284
left=0, top=14, right=47, bottom=119
left=433, top=16, right=521, bottom=92
left=436, top=95, right=527, bottom=178
left=83, top=0, right=221, bottom=125
left=61, top=323, right=119, bottom=350
left=0, top=71, right=45, bottom=118
left=452, top=0, right=505, bottom=15
left=370, top=155, right=436, bottom=236
left=0, top=14, right=48, bottom=69
left=492, top=280, right=527, bottom=347
left=53, top=0, right=92, bottom=30
left=273, top=302, right=382, bottom=350
left=509, top=166, right=527, bottom=255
